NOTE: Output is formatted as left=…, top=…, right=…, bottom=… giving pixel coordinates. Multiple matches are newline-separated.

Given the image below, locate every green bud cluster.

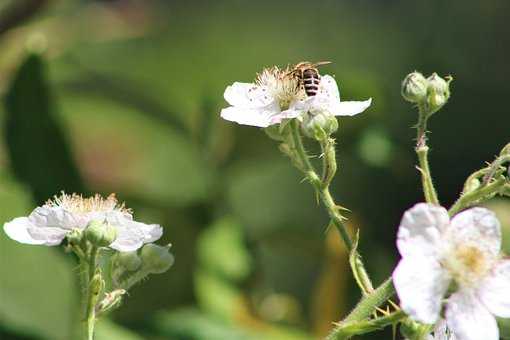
left=401, top=71, right=452, bottom=115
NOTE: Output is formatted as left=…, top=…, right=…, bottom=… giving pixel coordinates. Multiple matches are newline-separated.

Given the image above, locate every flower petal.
left=397, top=203, right=450, bottom=258
left=3, top=217, right=45, bottom=245
left=433, top=319, right=457, bottom=340
left=393, top=254, right=450, bottom=324
left=109, top=224, right=145, bottom=252
left=316, top=75, right=340, bottom=102
left=137, top=222, right=163, bottom=243
left=446, top=290, right=498, bottom=340
left=26, top=226, right=68, bottom=246
left=478, top=259, right=510, bottom=317
left=224, top=82, right=274, bottom=108
left=220, top=104, right=280, bottom=127
left=331, top=99, right=372, bottom=116
left=30, top=206, right=83, bottom=230
left=448, top=207, right=501, bottom=258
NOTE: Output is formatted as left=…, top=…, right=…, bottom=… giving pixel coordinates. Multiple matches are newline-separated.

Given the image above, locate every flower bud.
left=140, top=244, right=174, bottom=274
left=500, top=143, right=510, bottom=157
left=425, top=73, right=451, bottom=114
left=66, top=228, right=83, bottom=246
left=84, top=220, right=117, bottom=247
left=302, top=112, right=338, bottom=140
left=115, top=251, right=142, bottom=272
left=401, top=71, right=428, bottom=103
left=464, top=177, right=481, bottom=194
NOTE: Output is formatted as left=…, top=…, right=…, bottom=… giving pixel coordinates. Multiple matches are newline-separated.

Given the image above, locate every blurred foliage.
left=0, top=0, right=509, bottom=339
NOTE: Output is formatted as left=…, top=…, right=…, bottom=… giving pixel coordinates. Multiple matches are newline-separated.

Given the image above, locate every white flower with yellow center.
left=393, top=203, right=510, bottom=340
left=220, top=66, right=372, bottom=127
left=3, top=192, right=163, bottom=252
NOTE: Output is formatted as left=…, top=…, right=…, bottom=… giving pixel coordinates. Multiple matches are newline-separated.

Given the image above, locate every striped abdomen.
left=302, top=68, right=320, bottom=96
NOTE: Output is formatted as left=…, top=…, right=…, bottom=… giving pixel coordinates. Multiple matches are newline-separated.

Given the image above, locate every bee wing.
left=224, top=82, right=275, bottom=108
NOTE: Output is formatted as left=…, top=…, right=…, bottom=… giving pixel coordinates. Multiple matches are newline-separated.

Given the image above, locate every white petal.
left=393, top=255, right=450, bottom=324
left=29, top=206, right=82, bottom=230
left=434, top=319, right=457, bottom=340
left=316, top=75, right=340, bottom=102
left=478, top=260, right=510, bottom=317
left=223, top=82, right=274, bottom=108
left=26, top=226, right=68, bottom=246
left=109, top=224, right=145, bottom=252
left=220, top=103, right=281, bottom=128
left=448, top=208, right=501, bottom=258
left=446, top=291, right=498, bottom=340
left=331, top=99, right=372, bottom=117
left=397, top=203, right=450, bottom=258
left=3, top=217, right=45, bottom=245
left=138, top=222, right=163, bottom=243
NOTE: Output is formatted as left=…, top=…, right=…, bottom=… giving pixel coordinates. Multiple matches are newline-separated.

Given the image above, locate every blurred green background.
left=0, top=0, right=508, bottom=339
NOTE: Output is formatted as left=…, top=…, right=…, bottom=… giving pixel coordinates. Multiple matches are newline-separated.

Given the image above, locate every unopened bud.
left=401, top=71, right=428, bottom=103
left=84, top=220, right=117, bottom=247
left=140, top=244, right=174, bottom=274
left=500, top=143, right=510, bottom=156
left=66, top=228, right=83, bottom=246
left=464, top=177, right=481, bottom=194
left=302, top=112, right=338, bottom=140
left=425, top=73, right=452, bottom=114
left=115, top=251, right=142, bottom=272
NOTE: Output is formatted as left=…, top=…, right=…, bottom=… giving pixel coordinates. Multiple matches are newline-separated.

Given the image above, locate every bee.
left=289, top=61, right=331, bottom=97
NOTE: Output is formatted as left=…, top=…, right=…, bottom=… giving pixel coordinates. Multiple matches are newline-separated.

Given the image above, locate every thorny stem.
left=449, top=176, right=507, bottom=216
left=415, top=108, right=439, bottom=205
left=326, top=278, right=396, bottom=340
left=288, top=121, right=375, bottom=295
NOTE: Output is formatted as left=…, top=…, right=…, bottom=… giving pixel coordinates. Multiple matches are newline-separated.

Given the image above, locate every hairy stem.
left=326, top=278, right=396, bottom=339
left=449, top=176, right=507, bottom=216
left=415, top=110, right=439, bottom=205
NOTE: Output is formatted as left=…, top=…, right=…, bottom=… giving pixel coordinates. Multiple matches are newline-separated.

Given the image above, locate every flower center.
left=46, top=192, right=131, bottom=214
left=255, top=66, right=304, bottom=110
left=443, top=244, right=492, bottom=287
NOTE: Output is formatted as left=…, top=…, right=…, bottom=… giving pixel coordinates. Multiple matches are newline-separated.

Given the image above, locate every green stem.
left=328, top=309, right=406, bottom=340
left=449, top=176, right=507, bottom=216
left=415, top=110, right=439, bottom=205
left=83, top=246, right=99, bottom=340
left=326, top=278, right=396, bottom=339
left=288, top=121, right=373, bottom=291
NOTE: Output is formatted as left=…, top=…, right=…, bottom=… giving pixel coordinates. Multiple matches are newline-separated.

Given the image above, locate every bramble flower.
left=393, top=203, right=510, bottom=340
left=220, top=65, right=371, bottom=127
left=3, top=192, right=163, bottom=252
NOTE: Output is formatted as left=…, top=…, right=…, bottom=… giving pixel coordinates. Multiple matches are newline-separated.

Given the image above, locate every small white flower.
left=3, top=192, right=163, bottom=252
left=220, top=66, right=372, bottom=127
left=393, top=203, right=510, bottom=340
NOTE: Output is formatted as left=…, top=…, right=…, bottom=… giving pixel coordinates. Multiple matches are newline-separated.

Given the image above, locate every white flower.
left=3, top=192, right=163, bottom=252
left=220, top=66, right=372, bottom=127
left=393, top=203, right=510, bottom=340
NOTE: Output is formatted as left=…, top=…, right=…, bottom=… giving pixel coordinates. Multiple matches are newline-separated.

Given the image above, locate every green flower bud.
left=464, top=177, right=481, bottom=194
left=140, top=244, right=174, bottom=274
left=302, top=112, right=338, bottom=140
left=500, top=143, right=510, bottom=156
left=66, top=228, right=83, bottom=247
left=84, top=220, right=117, bottom=247
left=401, top=71, right=428, bottom=103
left=115, top=251, right=142, bottom=272
left=425, top=73, right=452, bottom=114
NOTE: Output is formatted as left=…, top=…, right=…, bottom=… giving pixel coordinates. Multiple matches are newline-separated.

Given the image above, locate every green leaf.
left=0, top=176, right=78, bottom=340
left=4, top=53, right=84, bottom=204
